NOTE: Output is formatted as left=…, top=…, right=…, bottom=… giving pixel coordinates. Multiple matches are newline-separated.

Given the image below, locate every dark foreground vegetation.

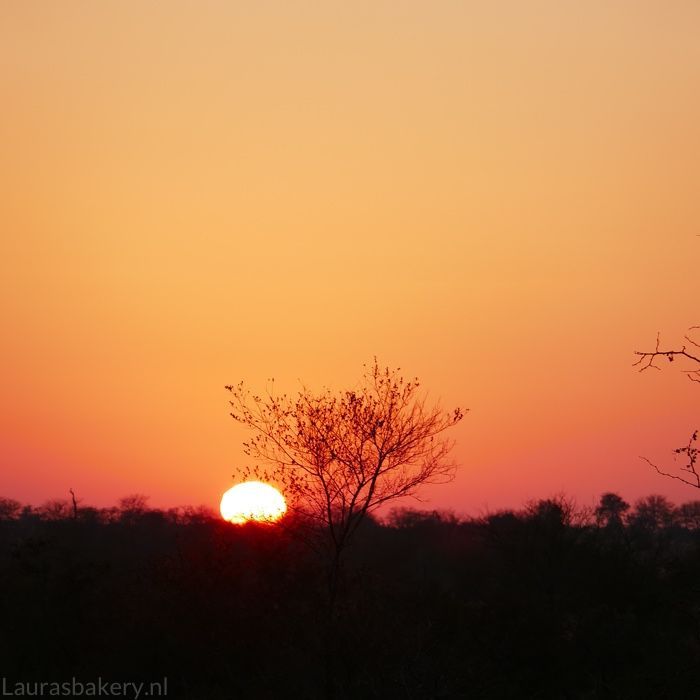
left=3, top=493, right=700, bottom=699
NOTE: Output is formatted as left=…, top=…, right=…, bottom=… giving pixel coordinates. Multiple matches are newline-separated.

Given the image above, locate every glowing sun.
left=220, top=481, right=287, bottom=524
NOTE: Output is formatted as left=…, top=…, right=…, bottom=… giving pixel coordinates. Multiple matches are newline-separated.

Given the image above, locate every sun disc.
left=220, top=481, right=287, bottom=524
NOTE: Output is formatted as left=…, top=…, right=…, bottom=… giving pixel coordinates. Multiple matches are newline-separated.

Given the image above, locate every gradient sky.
left=2, top=1, right=700, bottom=515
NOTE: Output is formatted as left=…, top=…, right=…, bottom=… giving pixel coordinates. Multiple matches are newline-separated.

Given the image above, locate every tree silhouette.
left=0, top=498, right=21, bottom=520
left=526, top=495, right=582, bottom=528
left=595, top=492, right=630, bottom=528
left=634, top=328, right=700, bottom=381
left=226, top=359, right=465, bottom=696
left=629, top=495, right=677, bottom=530
left=636, top=327, right=700, bottom=486
left=37, top=498, right=71, bottom=521
left=676, top=500, right=700, bottom=529
left=226, top=360, right=464, bottom=563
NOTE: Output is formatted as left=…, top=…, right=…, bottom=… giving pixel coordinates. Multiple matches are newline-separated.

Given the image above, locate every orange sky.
left=2, top=1, right=700, bottom=515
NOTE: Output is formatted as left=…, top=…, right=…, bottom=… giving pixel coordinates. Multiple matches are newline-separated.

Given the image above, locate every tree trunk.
left=323, top=549, right=342, bottom=699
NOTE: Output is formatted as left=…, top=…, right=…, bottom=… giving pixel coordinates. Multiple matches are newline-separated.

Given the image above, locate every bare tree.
left=69, top=488, right=80, bottom=520
left=117, top=494, right=150, bottom=523
left=226, top=360, right=464, bottom=566
left=38, top=499, right=71, bottom=521
left=629, top=495, right=677, bottom=530
left=634, top=328, right=700, bottom=381
left=635, top=327, right=700, bottom=486
left=225, top=359, right=465, bottom=695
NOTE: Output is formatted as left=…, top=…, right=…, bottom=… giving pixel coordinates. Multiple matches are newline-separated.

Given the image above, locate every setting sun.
left=220, top=481, right=287, bottom=524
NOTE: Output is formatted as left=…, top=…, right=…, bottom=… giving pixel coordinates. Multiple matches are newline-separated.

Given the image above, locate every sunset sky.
left=2, top=1, right=699, bottom=515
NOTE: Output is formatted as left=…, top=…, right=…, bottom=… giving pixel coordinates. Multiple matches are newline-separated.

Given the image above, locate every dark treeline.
left=3, top=492, right=700, bottom=698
